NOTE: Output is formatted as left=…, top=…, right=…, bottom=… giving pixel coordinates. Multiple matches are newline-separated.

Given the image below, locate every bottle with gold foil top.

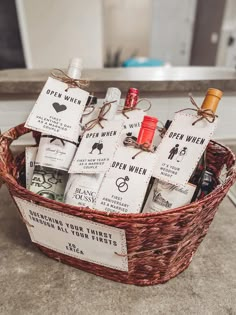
left=143, top=88, right=223, bottom=213
left=190, top=88, right=223, bottom=201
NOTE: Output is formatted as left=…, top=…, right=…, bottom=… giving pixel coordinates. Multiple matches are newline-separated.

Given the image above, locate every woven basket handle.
left=0, top=123, right=32, bottom=185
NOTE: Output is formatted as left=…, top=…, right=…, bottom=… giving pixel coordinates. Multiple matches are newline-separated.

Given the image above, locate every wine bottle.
left=29, top=58, right=86, bottom=202
left=190, top=88, right=223, bottom=201
left=143, top=88, right=222, bottom=213
left=95, top=115, right=158, bottom=214
left=63, top=87, right=121, bottom=208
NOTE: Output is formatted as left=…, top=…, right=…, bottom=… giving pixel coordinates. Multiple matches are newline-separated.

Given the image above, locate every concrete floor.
left=0, top=184, right=235, bottom=315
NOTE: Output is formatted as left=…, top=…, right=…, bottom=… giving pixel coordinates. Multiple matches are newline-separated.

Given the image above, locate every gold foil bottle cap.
left=201, top=88, right=223, bottom=113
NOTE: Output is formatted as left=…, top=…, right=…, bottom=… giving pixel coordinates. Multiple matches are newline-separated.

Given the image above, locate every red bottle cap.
left=137, top=116, right=158, bottom=146
left=124, top=88, right=139, bottom=108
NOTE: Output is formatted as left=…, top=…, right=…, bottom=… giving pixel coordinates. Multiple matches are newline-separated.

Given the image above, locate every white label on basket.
left=25, top=147, right=38, bottom=189
left=69, top=120, right=124, bottom=173
left=142, top=179, right=196, bottom=213
left=95, top=146, right=157, bottom=214
left=25, top=77, right=89, bottom=142
left=153, top=112, right=218, bottom=185
left=35, top=135, right=77, bottom=171
left=14, top=197, right=128, bottom=272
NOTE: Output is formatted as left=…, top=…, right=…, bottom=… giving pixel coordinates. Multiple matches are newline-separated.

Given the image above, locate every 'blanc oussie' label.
left=14, top=197, right=128, bottom=271
left=95, top=146, right=157, bottom=214
left=69, top=120, right=124, bottom=173
left=25, top=77, right=89, bottom=142
left=35, top=135, right=77, bottom=171
left=153, top=112, right=217, bottom=186
left=64, top=173, right=104, bottom=208
left=143, top=179, right=196, bottom=213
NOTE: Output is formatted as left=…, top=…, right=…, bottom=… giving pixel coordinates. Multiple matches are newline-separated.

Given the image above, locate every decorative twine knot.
left=84, top=100, right=116, bottom=131
left=156, top=121, right=167, bottom=138
left=119, top=98, right=152, bottom=119
left=177, top=93, right=218, bottom=125
left=51, top=68, right=89, bottom=92
left=82, top=94, right=96, bottom=117
left=123, top=137, right=154, bottom=159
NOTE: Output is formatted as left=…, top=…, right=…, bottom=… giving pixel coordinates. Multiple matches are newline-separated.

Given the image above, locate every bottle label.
left=25, top=146, right=38, bottom=189
left=69, top=120, right=124, bottom=173
left=153, top=112, right=217, bottom=186
left=14, top=197, right=128, bottom=272
left=64, top=173, right=104, bottom=208
left=35, top=135, right=77, bottom=171
left=25, top=77, right=89, bottom=142
left=95, top=146, right=157, bottom=214
left=115, top=109, right=145, bottom=146
left=29, top=167, right=67, bottom=202
left=143, top=179, right=196, bottom=213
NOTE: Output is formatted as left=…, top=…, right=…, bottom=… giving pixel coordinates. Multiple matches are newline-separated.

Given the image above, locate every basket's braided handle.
left=0, top=123, right=32, bottom=185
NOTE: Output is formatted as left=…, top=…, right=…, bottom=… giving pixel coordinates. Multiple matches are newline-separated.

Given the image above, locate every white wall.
left=103, top=0, right=151, bottom=63
left=216, top=0, right=236, bottom=66
left=150, top=0, right=197, bottom=65
left=16, top=0, right=103, bottom=69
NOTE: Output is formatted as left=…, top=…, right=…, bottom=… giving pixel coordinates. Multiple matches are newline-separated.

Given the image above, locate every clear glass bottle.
left=63, top=87, right=121, bottom=207
left=29, top=58, right=85, bottom=202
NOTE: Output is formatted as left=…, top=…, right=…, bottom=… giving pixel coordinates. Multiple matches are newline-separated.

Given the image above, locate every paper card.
left=143, top=179, right=196, bottom=213
left=14, top=197, right=128, bottom=272
left=35, top=135, right=77, bottom=171
left=95, top=146, right=157, bottom=214
left=25, top=77, right=89, bottom=142
left=153, top=112, right=217, bottom=185
left=25, top=147, right=38, bottom=189
left=115, top=110, right=145, bottom=146
left=69, top=120, right=124, bottom=173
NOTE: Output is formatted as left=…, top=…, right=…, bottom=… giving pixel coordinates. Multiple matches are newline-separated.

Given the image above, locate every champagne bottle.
left=29, top=58, right=85, bottom=202
left=63, top=87, right=121, bottom=207
left=143, top=88, right=222, bottom=213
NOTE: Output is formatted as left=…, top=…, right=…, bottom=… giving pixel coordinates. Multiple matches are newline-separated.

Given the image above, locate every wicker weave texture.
left=0, top=123, right=235, bottom=286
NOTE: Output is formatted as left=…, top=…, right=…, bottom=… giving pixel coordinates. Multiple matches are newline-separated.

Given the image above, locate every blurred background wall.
left=1, top=0, right=236, bottom=69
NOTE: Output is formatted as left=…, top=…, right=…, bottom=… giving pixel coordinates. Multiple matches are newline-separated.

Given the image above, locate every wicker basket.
left=0, top=123, right=235, bottom=286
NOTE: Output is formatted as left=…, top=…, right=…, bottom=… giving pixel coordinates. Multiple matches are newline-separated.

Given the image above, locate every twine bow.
left=123, top=137, right=154, bottom=159
left=177, top=93, right=218, bottom=125
left=83, top=100, right=116, bottom=131
left=157, top=121, right=166, bottom=138
left=51, top=69, right=89, bottom=91
left=119, top=98, right=152, bottom=119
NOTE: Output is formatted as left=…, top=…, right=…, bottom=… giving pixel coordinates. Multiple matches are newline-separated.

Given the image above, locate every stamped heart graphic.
left=52, top=102, right=67, bottom=113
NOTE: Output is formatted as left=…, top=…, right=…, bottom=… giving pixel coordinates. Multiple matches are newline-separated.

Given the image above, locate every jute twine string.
left=123, top=137, right=154, bottom=159
left=40, top=135, right=77, bottom=146
left=119, top=98, right=152, bottom=119
left=51, top=68, right=89, bottom=91
left=177, top=94, right=217, bottom=125
left=82, top=94, right=96, bottom=117
left=83, top=100, right=116, bottom=131
left=157, top=121, right=167, bottom=138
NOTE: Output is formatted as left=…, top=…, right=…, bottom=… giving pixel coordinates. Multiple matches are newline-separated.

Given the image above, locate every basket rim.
left=5, top=165, right=236, bottom=220
left=1, top=124, right=236, bottom=219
